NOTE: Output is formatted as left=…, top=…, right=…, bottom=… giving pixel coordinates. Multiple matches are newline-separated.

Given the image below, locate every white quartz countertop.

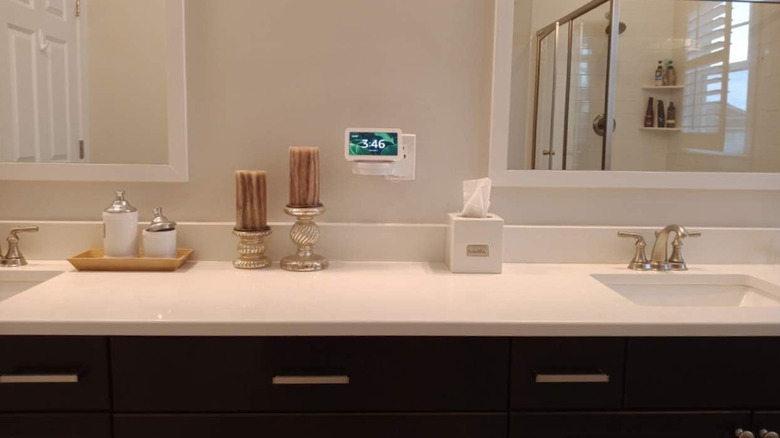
left=1, top=261, right=780, bottom=336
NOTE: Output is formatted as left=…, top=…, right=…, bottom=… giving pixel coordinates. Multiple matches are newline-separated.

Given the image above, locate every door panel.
left=114, top=413, right=507, bottom=438
left=0, top=414, right=110, bottom=438
left=753, top=412, right=780, bottom=437
left=7, top=25, right=37, bottom=161
left=626, top=338, right=780, bottom=409
left=511, top=337, right=625, bottom=410
left=40, top=35, right=71, bottom=160
left=0, top=0, right=81, bottom=162
left=0, top=336, right=110, bottom=412
left=44, top=0, right=68, bottom=20
left=112, top=337, right=510, bottom=412
left=511, top=412, right=751, bottom=438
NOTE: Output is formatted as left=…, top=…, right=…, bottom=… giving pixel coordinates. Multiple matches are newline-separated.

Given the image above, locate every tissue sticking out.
left=460, top=178, right=492, bottom=218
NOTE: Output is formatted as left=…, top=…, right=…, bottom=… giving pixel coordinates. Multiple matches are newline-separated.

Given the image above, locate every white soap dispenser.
left=103, top=191, right=139, bottom=257
left=142, top=208, right=178, bottom=258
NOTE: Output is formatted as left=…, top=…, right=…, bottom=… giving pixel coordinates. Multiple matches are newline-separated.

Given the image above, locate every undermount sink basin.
left=592, top=274, right=780, bottom=307
left=0, top=270, right=61, bottom=303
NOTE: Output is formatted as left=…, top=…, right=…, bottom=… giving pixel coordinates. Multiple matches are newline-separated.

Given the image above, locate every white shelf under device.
left=345, top=128, right=416, bottom=181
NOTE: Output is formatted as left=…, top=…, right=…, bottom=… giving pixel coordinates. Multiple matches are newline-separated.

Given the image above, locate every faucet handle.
left=1, top=226, right=39, bottom=267
left=9, top=226, right=39, bottom=237
left=618, top=232, right=652, bottom=271
left=668, top=230, right=700, bottom=271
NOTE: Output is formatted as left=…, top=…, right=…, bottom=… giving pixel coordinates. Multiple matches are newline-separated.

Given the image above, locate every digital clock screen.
left=348, top=132, right=399, bottom=157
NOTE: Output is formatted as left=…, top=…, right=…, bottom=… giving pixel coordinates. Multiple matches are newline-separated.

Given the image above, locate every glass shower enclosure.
left=532, top=0, right=619, bottom=170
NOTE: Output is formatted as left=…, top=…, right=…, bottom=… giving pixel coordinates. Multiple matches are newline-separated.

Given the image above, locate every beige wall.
left=0, top=0, right=778, bottom=230
left=87, top=0, right=168, bottom=164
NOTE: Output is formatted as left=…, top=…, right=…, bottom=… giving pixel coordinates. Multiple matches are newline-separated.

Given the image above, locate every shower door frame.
left=530, top=0, right=620, bottom=170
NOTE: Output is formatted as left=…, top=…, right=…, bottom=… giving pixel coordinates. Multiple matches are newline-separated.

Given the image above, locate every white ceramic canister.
left=103, top=191, right=139, bottom=257
left=142, top=207, right=178, bottom=258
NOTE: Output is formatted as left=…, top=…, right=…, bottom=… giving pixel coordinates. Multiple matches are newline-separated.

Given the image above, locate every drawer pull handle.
left=534, top=373, right=610, bottom=383
left=0, top=374, right=79, bottom=384
left=272, top=375, right=350, bottom=385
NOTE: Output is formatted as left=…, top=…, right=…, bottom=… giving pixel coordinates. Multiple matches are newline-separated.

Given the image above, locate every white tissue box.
left=445, top=213, right=503, bottom=274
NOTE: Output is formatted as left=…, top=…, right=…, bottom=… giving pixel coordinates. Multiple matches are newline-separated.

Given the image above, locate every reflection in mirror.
left=534, top=30, right=556, bottom=169
left=564, top=2, right=610, bottom=170
left=511, top=0, right=780, bottom=173
left=0, top=0, right=168, bottom=165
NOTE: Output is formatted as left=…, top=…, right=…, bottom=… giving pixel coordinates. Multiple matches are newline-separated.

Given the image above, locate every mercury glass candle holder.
left=281, top=205, right=328, bottom=272
left=232, top=228, right=272, bottom=269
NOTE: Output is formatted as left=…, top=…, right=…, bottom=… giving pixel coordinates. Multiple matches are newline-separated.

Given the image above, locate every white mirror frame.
left=0, top=0, right=188, bottom=182
left=489, top=0, right=780, bottom=190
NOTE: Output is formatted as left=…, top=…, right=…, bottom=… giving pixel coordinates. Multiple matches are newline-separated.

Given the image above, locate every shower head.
left=605, top=22, right=627, bottom=35
left=604, top=11, right=627, bottom=35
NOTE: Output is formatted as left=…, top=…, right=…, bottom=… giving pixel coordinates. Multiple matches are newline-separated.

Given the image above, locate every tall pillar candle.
left=288, top=147, right=320, bottom=207
left=235, top=170, right=268, bottom=230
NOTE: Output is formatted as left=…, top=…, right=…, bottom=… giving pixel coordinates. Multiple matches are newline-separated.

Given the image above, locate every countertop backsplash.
left=1, top=221, right=777, bottom=264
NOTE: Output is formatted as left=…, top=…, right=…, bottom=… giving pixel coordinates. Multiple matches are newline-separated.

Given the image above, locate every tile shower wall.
left=612, top=0, right=677, bottom=171
left=0, top=0, right=777, bottom=229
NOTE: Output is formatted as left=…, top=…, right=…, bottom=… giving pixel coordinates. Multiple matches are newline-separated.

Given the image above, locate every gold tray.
left=68, top=249, right=194, bottom=272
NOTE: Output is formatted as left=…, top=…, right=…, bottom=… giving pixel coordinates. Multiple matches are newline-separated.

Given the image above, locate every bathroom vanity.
left=4, top=335, right=780, bottom=438
left=1, top=262, right=780, bottom=437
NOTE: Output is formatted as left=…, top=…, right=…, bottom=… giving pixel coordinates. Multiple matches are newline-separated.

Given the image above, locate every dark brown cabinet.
left=0, top=414, right=110, bottom=438
left=111, top=336, right=509, bottom=412
left=753, top=412, right=780, bottom=437
left=0, top=337, right=110, bottom=412
left=625, top=338, right=780, bottom=410
left=510, top=412, right=752, bottom=438
left=511, top=338, right=625, bottom=410
left=114, top=413, right=507, bottom=438
left=3, top=334, right=780, bottom=438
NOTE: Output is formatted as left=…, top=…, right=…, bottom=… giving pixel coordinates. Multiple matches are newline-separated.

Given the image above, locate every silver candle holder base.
left=232, top=228, right=272, bottom=269
left=281, top=205, right=328, bottom=272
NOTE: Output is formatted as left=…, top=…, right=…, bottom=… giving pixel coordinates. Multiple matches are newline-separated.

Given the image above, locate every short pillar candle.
left=235, top=170, right=267, bottom=231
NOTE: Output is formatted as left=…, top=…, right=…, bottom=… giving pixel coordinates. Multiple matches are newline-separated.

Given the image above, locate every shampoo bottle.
left=657, top=99, right=666, bottom=128
left=103, top=191, right=139, bottom=257
left=664, top=60, right=677, bottom=86
left=644, top=97, right=655, bottom=128
left=667, top=102, right=677, bottom=128
left=655, top=61, right=664, bottom=86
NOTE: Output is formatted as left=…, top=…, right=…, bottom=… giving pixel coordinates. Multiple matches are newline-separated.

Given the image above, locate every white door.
left=0, top=0, right=82, bottom=162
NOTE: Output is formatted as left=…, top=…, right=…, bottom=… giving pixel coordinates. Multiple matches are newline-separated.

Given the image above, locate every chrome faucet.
left=0, top=226, right=39, bottom=267
left=649, top=224, right=700, bottom=271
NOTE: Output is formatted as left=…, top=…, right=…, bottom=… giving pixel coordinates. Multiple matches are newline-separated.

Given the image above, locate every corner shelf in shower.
left=639, top=127, right=682, bottom=132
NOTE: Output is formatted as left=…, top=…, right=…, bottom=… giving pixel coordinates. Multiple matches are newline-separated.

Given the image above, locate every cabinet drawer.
left=625, top=338, right=780, bottom=409
left=0, top=413, right=111, bottom=438
left=114, top=413, right=507, bottom=438
left=0, top=337, right=110, bottom=412
left=753, top=412, right=780, bottom=436
left=111, top=337, right=509, bottom=412
left=511, top=338, right=625, bottom=410
left=510, top=412, right=751, bottom=438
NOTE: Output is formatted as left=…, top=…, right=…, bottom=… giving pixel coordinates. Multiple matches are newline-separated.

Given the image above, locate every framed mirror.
left=0, top=0, right=187, bottom=182
left=489, top=0, right=780, bottom=189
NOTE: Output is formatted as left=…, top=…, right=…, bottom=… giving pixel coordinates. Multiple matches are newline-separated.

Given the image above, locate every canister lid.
left=104, top=190, right=137, bottom=214
left=146, top=207, right=177, bottom=232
